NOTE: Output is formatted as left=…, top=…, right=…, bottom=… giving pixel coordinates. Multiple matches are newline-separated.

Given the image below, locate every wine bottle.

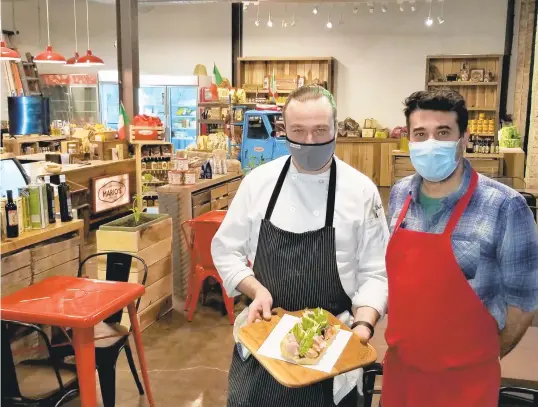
left=466, top=136, right=474, bottom=153
left=5, top=190, right=19, bottom=238
left=58, top=175, right=73, bottom=222
left=44, top=176, right=56, bottom=224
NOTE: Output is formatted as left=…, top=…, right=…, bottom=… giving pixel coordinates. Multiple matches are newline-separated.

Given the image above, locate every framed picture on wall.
left=470, top=69, right=485, bottom=82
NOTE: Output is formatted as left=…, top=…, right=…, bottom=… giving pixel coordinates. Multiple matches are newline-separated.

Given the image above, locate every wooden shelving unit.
left=236, top=57, right=336, bottom=103
left=426, top=54, right=504, bottom=142
left=2, top=135, right=66, bottom=156
left=131, top=128, right=172, bottom=211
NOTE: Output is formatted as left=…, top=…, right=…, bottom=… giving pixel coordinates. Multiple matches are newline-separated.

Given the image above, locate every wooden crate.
left=1, top=249, right=32, bottom=297
left=96, top=216, right=173, bottom=331
left=236, top=57, right=336, bottom=97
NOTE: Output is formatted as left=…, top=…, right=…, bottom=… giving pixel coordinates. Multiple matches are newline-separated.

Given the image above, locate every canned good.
left=168, top=170, right=184, bottom=185
left=184, top=171, right=196, bottom=185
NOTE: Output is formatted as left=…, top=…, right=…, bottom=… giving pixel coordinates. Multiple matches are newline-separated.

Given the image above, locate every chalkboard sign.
left=8, top=96, right=51, bottom=135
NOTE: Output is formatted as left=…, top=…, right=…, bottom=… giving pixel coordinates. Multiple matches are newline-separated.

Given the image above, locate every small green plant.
left=131, top=183, right=150, bottom=224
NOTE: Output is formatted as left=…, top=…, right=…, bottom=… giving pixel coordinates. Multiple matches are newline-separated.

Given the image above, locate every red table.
left=1, top=276, right=155, bottom=407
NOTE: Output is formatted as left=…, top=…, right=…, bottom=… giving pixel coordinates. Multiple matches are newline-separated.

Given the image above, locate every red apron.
left=382, top=170, right=501, bottom=407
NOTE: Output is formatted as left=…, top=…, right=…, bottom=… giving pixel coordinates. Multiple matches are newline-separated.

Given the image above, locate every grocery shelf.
left=468, top=107, right=496, bottom=111
left=428, top=81, right=498, bottom=87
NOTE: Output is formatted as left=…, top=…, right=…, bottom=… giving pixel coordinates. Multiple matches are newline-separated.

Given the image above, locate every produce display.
left=280, top=308, right=340, bottom=365
left=499, top=125, right=521, bottom=148
left=193, top=133, right=229, bottom=152
left=133, top=115, right=163, bottom=128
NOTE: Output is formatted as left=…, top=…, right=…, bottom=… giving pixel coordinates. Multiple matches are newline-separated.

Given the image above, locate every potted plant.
left=96, top=191, right=173, bottom=331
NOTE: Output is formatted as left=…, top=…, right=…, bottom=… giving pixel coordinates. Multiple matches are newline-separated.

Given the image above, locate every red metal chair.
left=181, top=210, right=235, bottom=324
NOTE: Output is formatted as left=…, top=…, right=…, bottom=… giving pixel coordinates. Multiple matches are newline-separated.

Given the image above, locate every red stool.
left=181, top=210, right=235, bottom=324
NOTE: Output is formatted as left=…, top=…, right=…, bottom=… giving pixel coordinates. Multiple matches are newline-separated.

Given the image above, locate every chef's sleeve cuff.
left=223, top=267, right=255, bottom=298
left=351, top=278, right=388, bottom=320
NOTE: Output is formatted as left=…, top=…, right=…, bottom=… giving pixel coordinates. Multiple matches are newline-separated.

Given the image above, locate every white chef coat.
left=211, top=155, right=389, bottom=317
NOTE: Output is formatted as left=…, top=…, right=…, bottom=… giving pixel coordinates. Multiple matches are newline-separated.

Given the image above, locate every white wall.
left=1, top=0, right=232, bottom=79
left=243, top=0, right=509, bottom=128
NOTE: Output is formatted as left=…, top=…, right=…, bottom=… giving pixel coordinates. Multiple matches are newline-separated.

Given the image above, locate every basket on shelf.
left=130, top=126, right=165, bottom=141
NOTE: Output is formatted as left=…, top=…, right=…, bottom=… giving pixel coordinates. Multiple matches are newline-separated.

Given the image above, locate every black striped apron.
left=227, top=156, right=356, bottom=407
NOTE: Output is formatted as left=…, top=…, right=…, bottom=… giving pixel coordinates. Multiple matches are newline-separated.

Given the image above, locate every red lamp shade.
left=0, top=41, right=21, bottom=61
left=76, top=49, right=104, bottom=66
left=34, top=45, right=66, bottom=64
left=65, top=51, right=80, bottom=65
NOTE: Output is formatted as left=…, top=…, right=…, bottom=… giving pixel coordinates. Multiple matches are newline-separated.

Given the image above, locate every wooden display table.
left=1, top=220, right=85, bottom=297
left=391, top=150, right=504, bottom=185
left=335, top=138, right=400, bottom=187
left=157, top=172, right=243, bottom=305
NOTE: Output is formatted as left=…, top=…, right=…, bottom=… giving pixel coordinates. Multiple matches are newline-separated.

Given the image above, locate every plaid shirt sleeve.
left=497, top=194, right=538, bottom=313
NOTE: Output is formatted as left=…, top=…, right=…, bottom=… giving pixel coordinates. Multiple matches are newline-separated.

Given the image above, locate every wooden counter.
left=1, top=220, right=84, bottom=297
left=391, top=150, right=504, bottom=185
left=1, top=220, right=84, bottom=256
left=23, top=159, right=136, bottom=227
left=157, top=173, right=243, bottom=305
left=500, top=148, right=526, bottom=182
left=335, top=138, right=400, bottom=187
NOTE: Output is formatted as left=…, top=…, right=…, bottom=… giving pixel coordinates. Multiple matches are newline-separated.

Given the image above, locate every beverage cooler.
left=98, top=72, right=211, bottom=150
left=41, top=74, right=99, bottom=125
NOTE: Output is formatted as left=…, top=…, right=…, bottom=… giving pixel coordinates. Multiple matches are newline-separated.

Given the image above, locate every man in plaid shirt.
left=382, top=89, right=538, bottom=407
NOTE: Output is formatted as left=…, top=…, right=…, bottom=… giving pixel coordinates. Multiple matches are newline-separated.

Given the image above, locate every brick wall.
left=513, top=0, right=536, bottom=142
left=526, top=15, right=538, bottom=188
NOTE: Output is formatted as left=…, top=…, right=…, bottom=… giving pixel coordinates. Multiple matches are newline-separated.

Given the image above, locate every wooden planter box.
left=96, top=213, right=173, bottom=331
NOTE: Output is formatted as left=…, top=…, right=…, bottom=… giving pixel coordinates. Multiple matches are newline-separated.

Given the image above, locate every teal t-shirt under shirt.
left=419, top=188, right=443, bottom=219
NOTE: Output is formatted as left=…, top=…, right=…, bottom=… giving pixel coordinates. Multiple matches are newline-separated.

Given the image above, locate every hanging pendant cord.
left=45, top=0, right=51, bottom=45
left=85, top=0, right=90, bottom=50
left=73, top=0, right=78, bottom=52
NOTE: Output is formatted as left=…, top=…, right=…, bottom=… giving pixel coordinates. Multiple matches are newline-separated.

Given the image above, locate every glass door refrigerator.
left=99, top=82, right=120, bottom=129
left=138, top=86, right=167, bottom=127
left=168, top=85, right=198, bottom=150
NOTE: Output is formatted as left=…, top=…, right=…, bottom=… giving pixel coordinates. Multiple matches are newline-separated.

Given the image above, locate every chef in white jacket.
left=211, top=85, right=389, bottom=407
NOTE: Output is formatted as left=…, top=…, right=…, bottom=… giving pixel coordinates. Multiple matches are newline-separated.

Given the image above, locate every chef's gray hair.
left=283, top=85, right=337, bottom=127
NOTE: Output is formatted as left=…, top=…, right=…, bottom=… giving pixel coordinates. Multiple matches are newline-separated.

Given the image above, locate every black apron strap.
left=264, top=156, right=337, bottom=228
left=264, top=156, right=292, bottom=220
left=325, top=158, right=337, bottom=227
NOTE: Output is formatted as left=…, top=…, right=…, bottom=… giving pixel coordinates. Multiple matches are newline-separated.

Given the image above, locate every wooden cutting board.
left=238, top=308, right=377, bottom=388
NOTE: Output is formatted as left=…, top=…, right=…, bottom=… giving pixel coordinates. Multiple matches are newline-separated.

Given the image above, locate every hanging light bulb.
left=254, top=3, right=260, bottom=26
left=438, top=0, right=445, bottom=23
left=381, top=3, right=388, bottom=13
left=313, top=5, right=318, bottom=15
left=425, top=0, right=433, bottom=26
left=243, top=1, right=248, bottom=11
left=76, top=0, right=104, bottom=66
left=368, top=2, right=375, bottom=14
left=399, top=2, right=405, bottom=12
left=34, top=0, right=66, bottom=63
left=65, top=0, right=80, bottom=65
left=410, top=0, right=416, bottom=12
left=267, top=9, right=273, bottom=27
left=353, top=3, right=359, bottom=14
left=0, top=1, right=21, bottom=61
left=290, top=12, right=296, bottom=27
left=326, top=11, right=332, bottom=28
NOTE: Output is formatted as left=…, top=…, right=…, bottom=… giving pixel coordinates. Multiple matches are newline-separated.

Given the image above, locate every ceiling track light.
left=425, top=0, right=433, bottom=26
left=399, top=1, right=405, bottom=12
left=326, top=11, right=332, bottom=28
left=381, top=3, right=388, bottom=13
left=438, top=0, right=445, bottom=23
left=368, top=2, right=374, bottom=14
left=267, top=9, right=273, bottom=27
left=313, top=5, right=318, bottom=15
left=410, top=0, right=416, bottom=12
left=353, top=4, right=359, bottom=14
left=254, top=2, right=260, bottom=26
left=291, top=11, right=296, bottom=27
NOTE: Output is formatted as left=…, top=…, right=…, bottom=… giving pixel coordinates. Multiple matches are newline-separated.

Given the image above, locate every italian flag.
left=118, top=102, right=129, bottom=140
left=269, top=68, right=278, bottom=100
left=213, top=63, right=223, bottom=86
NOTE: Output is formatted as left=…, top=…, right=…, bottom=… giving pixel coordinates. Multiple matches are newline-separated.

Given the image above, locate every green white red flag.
left=118, top=102, right=129, bottom=140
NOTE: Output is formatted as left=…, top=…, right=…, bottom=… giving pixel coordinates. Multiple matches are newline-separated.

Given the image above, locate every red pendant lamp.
left=0, top=1, right=21, bottom=61
left=65, top=0, right=80, bottom=65
left=0, top=41, right=21, bottom=61
left=76, top=0, right=104, bottom=66
left=34, top=0, right=66, bottom=64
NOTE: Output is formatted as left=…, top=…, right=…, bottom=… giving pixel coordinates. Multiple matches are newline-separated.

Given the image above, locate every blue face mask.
left=409, top=139, right=461, bottom=182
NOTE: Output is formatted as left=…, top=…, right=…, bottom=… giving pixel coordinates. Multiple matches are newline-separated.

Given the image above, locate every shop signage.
left=92, top=173, right=130, bottom=213
left=254, top=147, right=265, bottom=153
